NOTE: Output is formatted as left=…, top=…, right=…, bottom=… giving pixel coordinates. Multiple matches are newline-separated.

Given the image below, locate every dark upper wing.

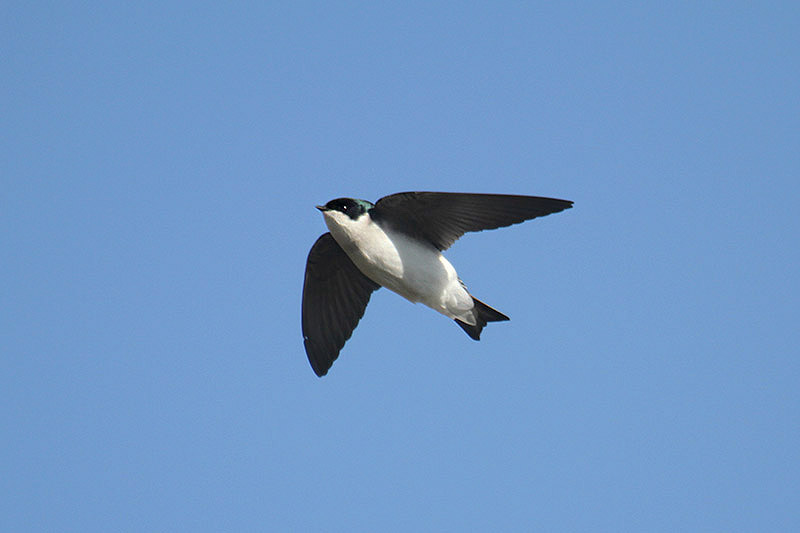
left=371, top=192, right=573, bottom=251
left=302, top=233, right=380, bottom=377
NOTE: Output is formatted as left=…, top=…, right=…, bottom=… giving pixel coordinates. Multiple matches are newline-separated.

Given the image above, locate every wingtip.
left=304, top=338, right=331, bottom=377
left=554, top=198, right=574, bottom=212
left=310, top=362, right=329, bottom=378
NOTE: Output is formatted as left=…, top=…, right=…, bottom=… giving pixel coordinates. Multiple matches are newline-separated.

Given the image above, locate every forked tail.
left=454, top=296, right=510, bottom=340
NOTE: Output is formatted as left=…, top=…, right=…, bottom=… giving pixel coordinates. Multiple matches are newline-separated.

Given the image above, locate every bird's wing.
left=302, top=232, right=380, bottom=377
left=371, top=192, right=573, bottom=251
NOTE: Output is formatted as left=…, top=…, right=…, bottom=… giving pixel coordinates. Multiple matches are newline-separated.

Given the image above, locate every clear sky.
left=3, top=2, right=798, bottom=531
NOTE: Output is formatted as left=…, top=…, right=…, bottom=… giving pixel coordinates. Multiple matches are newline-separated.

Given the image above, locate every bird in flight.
left=302, top=191, right=573, bottom=376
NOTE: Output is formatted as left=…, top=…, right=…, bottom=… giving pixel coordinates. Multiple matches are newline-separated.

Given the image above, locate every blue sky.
left=3, top=2, right=798, bottom=531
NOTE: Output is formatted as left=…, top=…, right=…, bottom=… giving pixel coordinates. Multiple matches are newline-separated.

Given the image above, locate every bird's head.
left=316, top=198, right=374, bottom=223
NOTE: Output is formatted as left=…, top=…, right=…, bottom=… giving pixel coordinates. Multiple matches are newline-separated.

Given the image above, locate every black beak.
left=315, top=205, right=327, bottom=212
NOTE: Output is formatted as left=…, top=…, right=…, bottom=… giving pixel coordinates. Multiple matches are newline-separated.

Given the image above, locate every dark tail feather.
left=454, top=296, right=510, bottom=340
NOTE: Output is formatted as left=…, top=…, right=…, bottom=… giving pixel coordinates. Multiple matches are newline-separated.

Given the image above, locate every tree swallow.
left=302, top=192, right=573, bottom=377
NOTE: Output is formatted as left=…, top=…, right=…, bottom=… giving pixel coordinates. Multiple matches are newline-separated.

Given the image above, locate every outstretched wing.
left=371, top=192, right=573, bottom=251
left=302, top=233, right=380, bottom=377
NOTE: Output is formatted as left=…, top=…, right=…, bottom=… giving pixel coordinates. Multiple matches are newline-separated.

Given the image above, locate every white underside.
left=323, top=210, right=477, bottom=324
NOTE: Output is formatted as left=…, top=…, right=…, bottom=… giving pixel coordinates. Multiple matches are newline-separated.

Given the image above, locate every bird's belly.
left=325, top=216, right=473, bottom=317
left=344, top=230, right=472, bottom=316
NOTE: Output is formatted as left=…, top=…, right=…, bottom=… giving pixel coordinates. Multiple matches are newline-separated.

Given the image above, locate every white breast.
left=323, top=211, right=474, bottom=319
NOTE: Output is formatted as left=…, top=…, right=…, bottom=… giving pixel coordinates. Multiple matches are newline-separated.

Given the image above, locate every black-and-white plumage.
left=302, top=192, right=573, bottom=376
